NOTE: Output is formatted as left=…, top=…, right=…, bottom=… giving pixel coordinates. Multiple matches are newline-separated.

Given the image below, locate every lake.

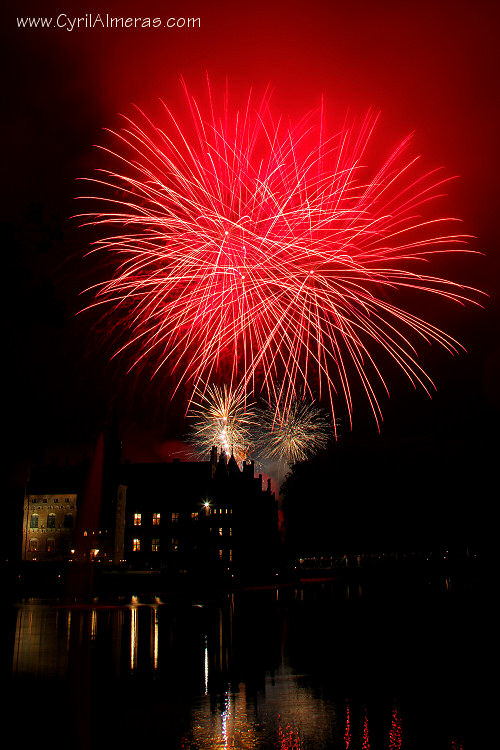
left=3, top=573, right=490, bottom=749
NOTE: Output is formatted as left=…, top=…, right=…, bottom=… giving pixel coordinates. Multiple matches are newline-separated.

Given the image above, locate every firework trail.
left=187, top=383, right=257, bottom=461
left=79, top=77, right=482, bottom=427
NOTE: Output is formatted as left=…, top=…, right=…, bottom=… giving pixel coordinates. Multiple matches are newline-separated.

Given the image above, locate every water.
left=3, top=576, right=491, bottom=749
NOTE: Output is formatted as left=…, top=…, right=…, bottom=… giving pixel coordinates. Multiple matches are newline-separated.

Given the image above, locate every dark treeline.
left=280, top=434, right=495, bottom=557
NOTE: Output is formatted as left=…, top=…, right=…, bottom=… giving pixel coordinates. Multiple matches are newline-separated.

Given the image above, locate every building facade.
left=117, top=448, right=278, bottom=575
left=22, top=447, right=278, bottom=576
left=22, top=463, right=86, bottom=562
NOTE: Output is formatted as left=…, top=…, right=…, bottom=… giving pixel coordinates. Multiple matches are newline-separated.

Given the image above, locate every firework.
left=79, top=78, right=482, bottom=426
left=256, top=399, right=331, bottom=467
left=187, top=383, right=257, bottom=461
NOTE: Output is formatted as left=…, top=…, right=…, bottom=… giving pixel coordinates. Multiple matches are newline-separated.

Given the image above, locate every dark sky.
left=2, top=0, right=500, bottom=483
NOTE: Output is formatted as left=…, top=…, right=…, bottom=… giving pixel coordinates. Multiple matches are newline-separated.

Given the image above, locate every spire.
left=227, top=451, right=240, bottom=475
left=215, top=449, right=228, bottom=478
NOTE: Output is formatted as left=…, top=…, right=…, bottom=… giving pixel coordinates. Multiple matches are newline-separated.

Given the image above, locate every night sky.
left=2, top=0, right=500, bottom=488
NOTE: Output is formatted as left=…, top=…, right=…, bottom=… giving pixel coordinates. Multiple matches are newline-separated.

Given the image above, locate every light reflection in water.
left=344, top=703, right=351, bottom=749
left=204, top=635, right=209, bottom=695
left=66, top=610, right=71, bottom=650
left=389, top=705, right=402, bottom=749
left=129, top=604, right=138, bottom=670
left=181, top=664, right=335, bottom=749
left=182, top=684, right=260, bottom=749
left=150, top=606, right=159, bottom=670
left=90, top=609, right=97, bottom=641
left=362, top=710, right=370, bottom=749
left=278, top=715, right=302, bottom=749
left=221, top=692, right=230, bottom=748
left=9, top=596, right=475, bottom=750
left=13, top=605, right=69, bottom=678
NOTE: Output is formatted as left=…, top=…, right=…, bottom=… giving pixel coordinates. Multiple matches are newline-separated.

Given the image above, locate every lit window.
left=29, top=539, right=38, bottom=552
left=191, top=512, right=199, bottom=521
left=30, top=514, right=39, bottom=528
left=229, top=528, right=233, bottom=536
left=218, top=527, right=223, bottom=536
left=170, top=538, right=179, bottom=552
left=133, top=513, right=142, bottom=526
left=171, top=513, right=180, bottom=523
left=151, top=539, right=160, bottom=552
left=218, top=549, right=224, bottom=559
left=152, top=512, right=161, bottom=526
left=47, top=513, right=56, bottom=528
left=229, top=549, right=233, bottom=562
left=132, top=538, right=141, bottom=552
left=47, top=539, right=56, bottom=553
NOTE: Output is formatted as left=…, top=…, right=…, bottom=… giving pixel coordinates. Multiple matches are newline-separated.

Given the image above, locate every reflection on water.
left=361, top=710, right=370, bottom=749
left=181, top=665, right=338, bottom=749
left=345, top=704, right=351, bottom=749
left=389, top=706, right=402, bottom=750
left=13, top=605, right=71, bottom=678
left=7, top=580, right=487, bottom=749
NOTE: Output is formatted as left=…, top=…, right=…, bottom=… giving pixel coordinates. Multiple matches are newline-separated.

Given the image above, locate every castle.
left=21, top=435, right=278, bottom=578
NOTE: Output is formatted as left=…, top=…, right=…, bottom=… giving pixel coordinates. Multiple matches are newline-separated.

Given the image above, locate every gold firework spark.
left=187, top=383, right=258, bottom=461
left=256, top=399, right=331, bottom=466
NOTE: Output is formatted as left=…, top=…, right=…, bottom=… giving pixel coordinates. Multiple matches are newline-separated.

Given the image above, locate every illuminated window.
left=218, top=549, right=224, bottom=560
left=229, top=528, right=233, bottom=536
left=29, top=539, right=38, bottom=552
left=218, top=527, right=223, bottom=536
left=132, top=538, right=141, bottom=552
left=64, top=514, right=73, bottom=528
left=133, top=513, right=142, bottom=526
left=47, top=539, right=56, bottom=553
left=30, top=514, right=38, bottom=528
left=47, top=513, right=56, bottom=528
left=171, top=513, right=180, bottom=523
left=170, top=538, right=179, bottom=552
left=152, top=512, right=161, bottom=526
left=191, top=512, right=199, bottom=521
left=229, top=549, right=233, bottom=562
left=151, top=539, right=160, bottom=552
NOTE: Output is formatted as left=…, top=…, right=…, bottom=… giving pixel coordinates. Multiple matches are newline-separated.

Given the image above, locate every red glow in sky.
left=3, top=0, right=499, bottom=466
left=80, top=78, right=482, bottom=427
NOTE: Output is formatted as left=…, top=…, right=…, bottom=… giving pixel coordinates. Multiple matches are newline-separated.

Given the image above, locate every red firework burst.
left=78, top=77, right=482, bottom=428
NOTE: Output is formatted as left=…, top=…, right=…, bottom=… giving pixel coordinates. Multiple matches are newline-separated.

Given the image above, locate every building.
left=21, top=461, right=87, bottom=562
left=21, top=444, right=278, bottom=577
left=118, top=447, right=278, bottom=576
